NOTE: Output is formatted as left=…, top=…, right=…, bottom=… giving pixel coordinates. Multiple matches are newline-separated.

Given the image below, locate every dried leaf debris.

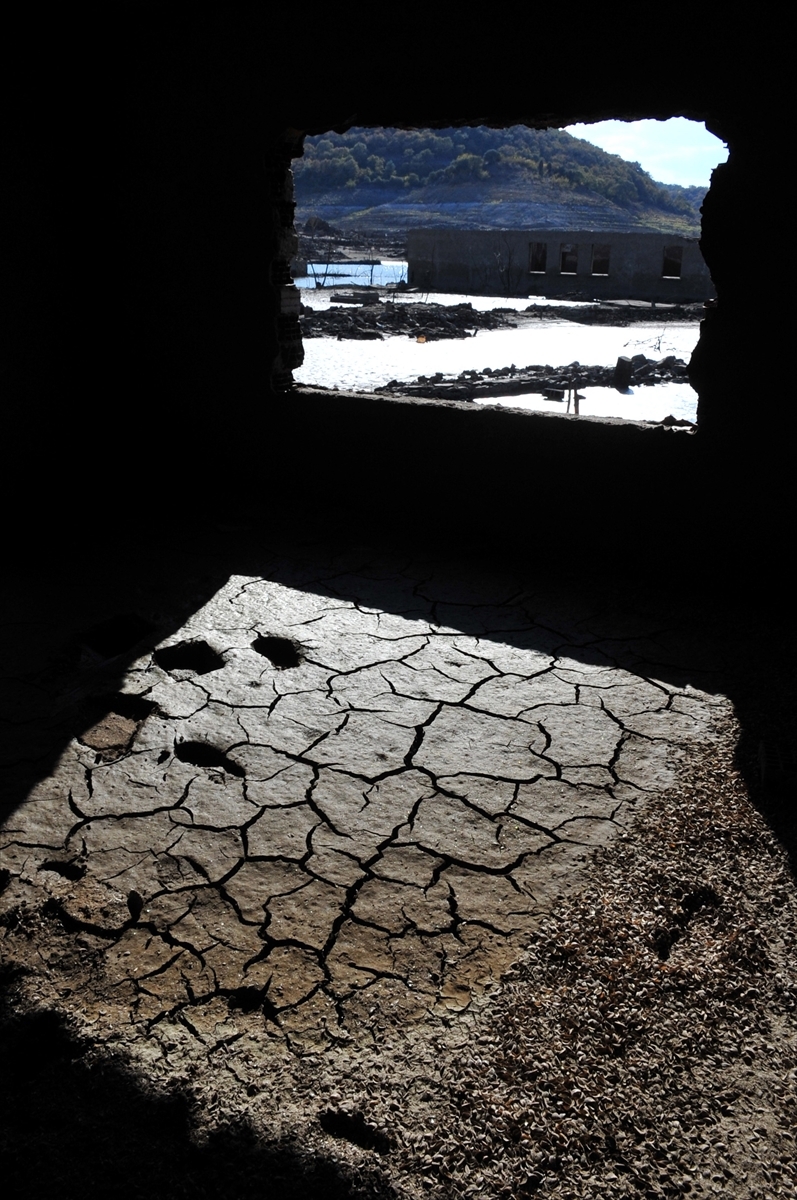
left=393, top=749, right=797, bottom=1199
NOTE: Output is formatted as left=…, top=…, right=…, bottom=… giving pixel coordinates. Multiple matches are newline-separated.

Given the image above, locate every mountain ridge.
left=294, top=125, right=707, bottom=237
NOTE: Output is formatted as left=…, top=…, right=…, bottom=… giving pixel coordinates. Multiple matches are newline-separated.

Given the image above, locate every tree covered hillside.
left=294, top=126, right=706, bottom=236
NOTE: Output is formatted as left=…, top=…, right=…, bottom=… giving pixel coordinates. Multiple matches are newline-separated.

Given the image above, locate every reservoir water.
left=294, top=265, right=701, bottom=423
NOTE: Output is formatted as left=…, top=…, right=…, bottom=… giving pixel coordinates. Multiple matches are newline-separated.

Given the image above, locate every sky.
left=564, top=118, right=728, bottom=187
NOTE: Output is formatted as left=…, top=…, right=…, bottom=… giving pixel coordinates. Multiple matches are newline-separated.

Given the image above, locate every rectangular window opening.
left=560, top=243, right=578, bottom=275
left=591, top=244, right=610, bottom=276
left=289, top=123, right=711, bottom=432
left=662, top=245, right=683, bottom=278
left=529, top=241, right=547, bottom=273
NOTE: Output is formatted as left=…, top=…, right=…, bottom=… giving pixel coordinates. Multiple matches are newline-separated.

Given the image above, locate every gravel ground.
left=387, top=740, right=797, bottom=1198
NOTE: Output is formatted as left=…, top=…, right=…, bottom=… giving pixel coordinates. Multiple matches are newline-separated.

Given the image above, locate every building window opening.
left=529, top=242, right=547, bottom=273
left=289, top=120, right=726, bottom=427
left=662, top=245, right=683, bottom=278
left=591, top=244, right=610, bottom=276
left=560, top=243, right=578, bottom=275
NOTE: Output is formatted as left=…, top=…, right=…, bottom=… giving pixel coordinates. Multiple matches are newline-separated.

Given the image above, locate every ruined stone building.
left=407, top=229, right=714, bottom=301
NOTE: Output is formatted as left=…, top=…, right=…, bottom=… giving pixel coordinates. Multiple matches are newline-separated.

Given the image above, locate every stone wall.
left=407, top=229, right=715, bottom=302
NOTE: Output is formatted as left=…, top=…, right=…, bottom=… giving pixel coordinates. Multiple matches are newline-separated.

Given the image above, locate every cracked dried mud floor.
left=4, top=543, right=792, bottom=1197
left=1, top=556, right=732, bottom=1033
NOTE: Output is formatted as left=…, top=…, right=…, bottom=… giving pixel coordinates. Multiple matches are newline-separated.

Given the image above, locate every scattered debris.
left=300, top=300, right=513, bottom=341
left=613, top=354, right=633, bottom=390
left=377, top=354, right=690, bottom=402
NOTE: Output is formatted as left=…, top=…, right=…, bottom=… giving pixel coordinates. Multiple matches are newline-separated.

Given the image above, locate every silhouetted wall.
left=4, top=12, right=789, bottom=577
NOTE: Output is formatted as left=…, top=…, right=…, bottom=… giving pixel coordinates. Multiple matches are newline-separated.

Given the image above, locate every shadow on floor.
left=0, top=989, right=392, bottom=1200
